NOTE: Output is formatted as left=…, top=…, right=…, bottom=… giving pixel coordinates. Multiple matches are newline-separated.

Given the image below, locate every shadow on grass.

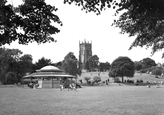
left=121, top=82, right=160, bottom=86
left=0, top=84, right=24, bottom=88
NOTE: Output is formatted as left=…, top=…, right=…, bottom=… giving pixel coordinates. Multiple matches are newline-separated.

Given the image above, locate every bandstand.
left=22, top=65, right=75, bottom=88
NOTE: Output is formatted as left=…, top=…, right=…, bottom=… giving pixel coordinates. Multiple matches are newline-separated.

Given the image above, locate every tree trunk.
left=122, top=76, right=124, bottom=83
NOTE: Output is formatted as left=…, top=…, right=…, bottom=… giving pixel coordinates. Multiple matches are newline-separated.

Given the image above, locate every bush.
left=93, top=76, right=101, bottom=83
left=136, top=79, right=143, bottom=83
left=84, top=76, right=91, bottom=84
left=5, top=72, right=18, bottom=84
left=139, top=79, right=143, bottom=83
left=140, top=69, right=148, bottom=73
left=151, top=67, right=162, bottom=76
left=127, top=79, right=134, bottom=83
left=113, top=77, right=121, bottom=83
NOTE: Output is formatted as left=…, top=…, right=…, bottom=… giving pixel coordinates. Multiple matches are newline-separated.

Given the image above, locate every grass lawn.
left=0, top=72, right=164, bottom=115
left=0, top=85, right=164, bottom=115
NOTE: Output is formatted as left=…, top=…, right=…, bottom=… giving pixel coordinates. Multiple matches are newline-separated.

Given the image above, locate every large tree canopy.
left=0, top=0, right=62, bottom=46
left=141, top=57, right=156, bottom=69
left=134, top=61, right=142, bottom=71
left=34, top=57, right=52, bottom=70
left=62, top=52, right=81, bottom=76
left=99, top=62, right=110, bottom=72
left=0, top=47, right=22, bottom=84
left=1, top=0, right=164, bottom=57
left=109, top=56, right=135, bottom=82
left=64, top=0, right=164, bottom=57
left=86, top=55, right=99, bottom=71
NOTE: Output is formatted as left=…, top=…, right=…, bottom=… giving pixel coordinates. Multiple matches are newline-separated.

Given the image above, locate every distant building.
left=79, top=40, right=92, bottom=70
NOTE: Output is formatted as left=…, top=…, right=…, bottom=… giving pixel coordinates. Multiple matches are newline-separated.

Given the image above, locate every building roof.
left=36, top=65, right=62, bottom=72
left=23, top=65, right=75, bottom=79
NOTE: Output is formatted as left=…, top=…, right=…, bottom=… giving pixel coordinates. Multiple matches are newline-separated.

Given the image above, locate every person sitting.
left=72, top=83, right=76, bottom=90
left=147, top=85, right=151, bottom=88
left=76, top=83, right=81, bottom=88
left=68, top=84, right=73, bottom=91
left=28, top=82, right=34, bottom=88
left=60, top=84, right=64, bottom=91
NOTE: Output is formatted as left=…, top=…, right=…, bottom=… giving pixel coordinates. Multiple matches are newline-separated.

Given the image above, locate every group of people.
left=28, top=81, right=39, bottom=89
left=60, top=83, right=77, bottom=91
left=146, top=80, right=164, bottom=88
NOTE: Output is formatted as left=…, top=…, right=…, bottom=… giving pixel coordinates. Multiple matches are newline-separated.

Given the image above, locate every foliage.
left=139, top=69, right=148, bottom=73
left=113, top=77, right=121, bottom=83
left=93, top=76, right=101, bottom=83
left=112, top=0, right=164, bottom=57
left=17, top=54, right=33, bottom=81
left=141, top=58, right=156, bottom=69
left=33, top=57, right=52, bottom=70
left=5, top=72, right=17, bottom=84
left=137, top=58, right=156, bottom=73
left=53, top=61, right=62, bottom=69
left=64, top=0, right=114, bottom=15
left=109, top=56, right=135, bottom=82
left=0, top=0, right=62, bottom=46
left=99, top=62, right=110, bottom=72
left=0, top=47, right=22, bottom=84
left=84, top=76, right=91, bottom=84
left=86, top=55, right=99, bottom=71
left=64, top=0, right=164, bottom=57
left=62, top=52, right=81, bottom=76
left=151, top=67, right=163, bottom=76
left=134, top=61, right=142, bottom=71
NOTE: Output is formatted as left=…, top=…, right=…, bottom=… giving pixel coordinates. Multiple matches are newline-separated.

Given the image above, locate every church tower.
left=79, top=40, right=92, bottom=70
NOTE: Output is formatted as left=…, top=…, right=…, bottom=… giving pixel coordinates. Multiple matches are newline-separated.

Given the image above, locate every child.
left=60, top=84, right=64, bottom=91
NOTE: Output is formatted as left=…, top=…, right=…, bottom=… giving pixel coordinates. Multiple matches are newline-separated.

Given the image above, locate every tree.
left=93, top=76, right=101, bottom=83
left=53, top=61, right=62, bottom=69
left=62, top=52, right=81, bottom=76
left=64, top=0, right=164, bottom=57
left=99, top=62, right=110, bottom=72
left=87, top=55, right=99, bottom=71
left=112, top=0, right=164, bottom=57
left=17, top=54, right=33, bottom=81
left=0, top=0, right=62, bottom=46
left=34, top=57, right=52, bottom=70
left=0, top=47, right=22, bottom=84
left=109, top=56, right=135, bottom=82
left=141, top=57, right=156, bottom=69
left=134, top=61, right=142, bottom=71
left=2, top=0, right=164, bottom=57
left=151, top=67, right=163, bottom=76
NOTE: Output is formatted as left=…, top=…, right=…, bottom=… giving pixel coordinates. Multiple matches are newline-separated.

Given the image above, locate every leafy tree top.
left=109, top=56, right=135, bottom=77
left=20, top=54, right=33, bottom=62
left=62, top=52, right=80, bottom=76
left=87, top=54, right=99, bottom=70
left=34, top=57, right=52, bottom=70
left=0, top=0, right=62, bottom=46
left=64, top=52, right=77, bottom=61
left=88, top=55, right=99, bottom=62
left=141, top=57, right=156, bottom=69
left=64, top=0, right=164, bottom=57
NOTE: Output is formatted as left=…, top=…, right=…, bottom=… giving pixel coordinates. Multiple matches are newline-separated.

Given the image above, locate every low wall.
left=42, top=79, right=60, bottom=88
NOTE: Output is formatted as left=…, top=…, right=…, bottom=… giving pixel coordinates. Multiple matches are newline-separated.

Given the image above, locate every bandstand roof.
left=36, top=65, right=62, bottom=72
left=23, top=65, right=75, bottom=79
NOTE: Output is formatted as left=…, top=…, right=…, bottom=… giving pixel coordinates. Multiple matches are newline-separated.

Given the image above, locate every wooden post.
left=52, top=78, right=53, bottom=88
left=22, top=79, right=24, bottom=88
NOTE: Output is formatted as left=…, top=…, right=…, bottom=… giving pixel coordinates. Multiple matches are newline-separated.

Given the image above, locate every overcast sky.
left=4, top=0, right=164, bottom=64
